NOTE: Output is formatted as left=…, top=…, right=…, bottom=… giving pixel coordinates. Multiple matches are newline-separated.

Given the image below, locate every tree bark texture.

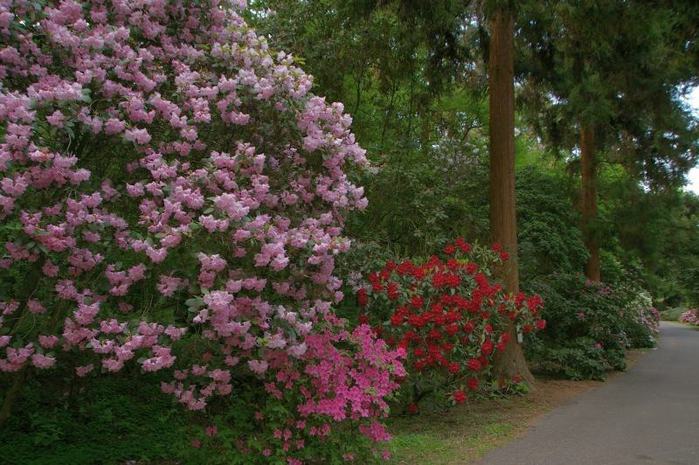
left=580, top=124, right=601, bottom=281
left=488, top=6, right=535, bottom=386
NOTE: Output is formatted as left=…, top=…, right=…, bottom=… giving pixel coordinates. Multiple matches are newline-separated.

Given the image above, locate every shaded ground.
left=388, top=377, right=605, bottom=465
left=477, top=322, right=699, bottom=465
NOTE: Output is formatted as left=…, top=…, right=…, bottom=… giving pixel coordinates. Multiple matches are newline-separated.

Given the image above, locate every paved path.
left=478, top=322, right=699, bottom=465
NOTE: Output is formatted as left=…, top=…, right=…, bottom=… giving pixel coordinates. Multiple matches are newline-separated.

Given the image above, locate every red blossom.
left=481, top=339, right=494, bottom=356
left=527, top=294, right=543, bottom=313
left=455, top=238, right=472, bottom=253
left=479, top=355, right=490, bottom=368
left=357, top=288, right=368, bottom=307
left=390, top=313, right=404, bottom=326
left=397, top=260, right=414, bottom=276
left=453, top=389, right=467, bottom=404
left=445, top=323, right=460, bottom=336
left=407, top=314, right=427, bottom=328
left=467, top=358, right=482, bottom=372
left=410, top=295, right=424, bottom=308
left=387, top=282, right=400, bottom=301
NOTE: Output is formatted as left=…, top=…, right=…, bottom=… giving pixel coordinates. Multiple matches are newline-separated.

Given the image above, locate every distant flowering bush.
left=525, top=273, right=660, bottom=380
left=0, top=0, right=403, bottom=462
left=680, top=309, right=699, bottom=326
left=357, top=239, right=545, bottom=411
left=634, top=298, right=660, bottom=337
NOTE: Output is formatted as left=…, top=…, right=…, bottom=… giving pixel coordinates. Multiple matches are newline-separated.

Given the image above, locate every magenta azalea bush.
left=0, top=0, right=404, bottom=462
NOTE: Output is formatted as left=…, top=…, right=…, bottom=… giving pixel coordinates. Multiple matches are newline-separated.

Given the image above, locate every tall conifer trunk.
left=580, top=124, right=601, bottom=281
left=488, top=5, right=534, bottom=386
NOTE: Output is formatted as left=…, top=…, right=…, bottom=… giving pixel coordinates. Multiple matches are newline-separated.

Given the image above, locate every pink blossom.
left=248, top=359, right=269, bottom=375
left=124, top=128, right=152, bottom=145
left=46, top=110, right=65, bottom=127
left=75, top=364, right=94, bottom=377
left=27, top=299, right=46, bottom=314
left=31, top=353, right=56, bottom=369
left=38, top=335, right=59, bottom=349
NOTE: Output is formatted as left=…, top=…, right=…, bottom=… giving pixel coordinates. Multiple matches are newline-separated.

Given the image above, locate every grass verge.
left=387, top=349, right=649, bottom=465
left=386, top=378, right=600, bottom=465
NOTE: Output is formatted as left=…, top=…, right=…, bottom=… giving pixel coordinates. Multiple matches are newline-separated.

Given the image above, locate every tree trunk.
left=488, top=6, right=535, bottom=387
left=580, top=124, right=601, bottom=281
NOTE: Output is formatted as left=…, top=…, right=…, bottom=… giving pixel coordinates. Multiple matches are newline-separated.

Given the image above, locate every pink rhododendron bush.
left=0, top=0, right=404, bottom=462
left=680, top=309, right=699, bottom=326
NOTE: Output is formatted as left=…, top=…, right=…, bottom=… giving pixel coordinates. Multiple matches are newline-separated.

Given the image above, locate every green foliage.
left=524, top=272, right=658, bottom=380
left=518, top=0, right=699, bottom=185
left=516, top=166, right=589, bottom=279
left=525, top=337, right=618, bottom=381
left=597, top=168, right=699, bottom=307
left=1, top=372, right=189, bottom=465
left=660, top=307, right=687, bottom=322
left=1, top=369, right=384, bottom=465
left=347, top=151, right=489, bottom=257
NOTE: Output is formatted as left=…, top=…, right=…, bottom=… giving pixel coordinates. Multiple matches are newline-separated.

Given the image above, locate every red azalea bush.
left=0, top=0, right=404, bottom=462
left=356, top=239, right=545, bottom=411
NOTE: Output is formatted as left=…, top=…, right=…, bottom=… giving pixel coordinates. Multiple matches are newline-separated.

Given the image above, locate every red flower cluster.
left=357, top=239, right=545, bottom=407
left=452, top=389, right=467, bottom=404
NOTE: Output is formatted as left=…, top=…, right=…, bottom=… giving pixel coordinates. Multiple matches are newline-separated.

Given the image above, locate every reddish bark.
left=580, top=124, right=601, bottom=281
left=488, top=6, right=535, bottom=387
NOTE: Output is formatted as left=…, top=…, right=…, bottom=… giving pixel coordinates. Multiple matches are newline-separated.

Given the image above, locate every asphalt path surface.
left=477, top=322, right=699, bottom=465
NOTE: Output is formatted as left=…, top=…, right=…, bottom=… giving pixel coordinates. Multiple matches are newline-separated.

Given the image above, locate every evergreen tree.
left=517, top=0, right=699, bottom=281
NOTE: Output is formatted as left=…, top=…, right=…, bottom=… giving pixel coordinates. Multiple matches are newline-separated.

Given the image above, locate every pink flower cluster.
left=243, top=322, right=405, bottom=458
left=680, top=309, right=699, bottom=326
left=0, top=0, right=399, bottom=462
left=296, top=324, right=405, bottom=422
